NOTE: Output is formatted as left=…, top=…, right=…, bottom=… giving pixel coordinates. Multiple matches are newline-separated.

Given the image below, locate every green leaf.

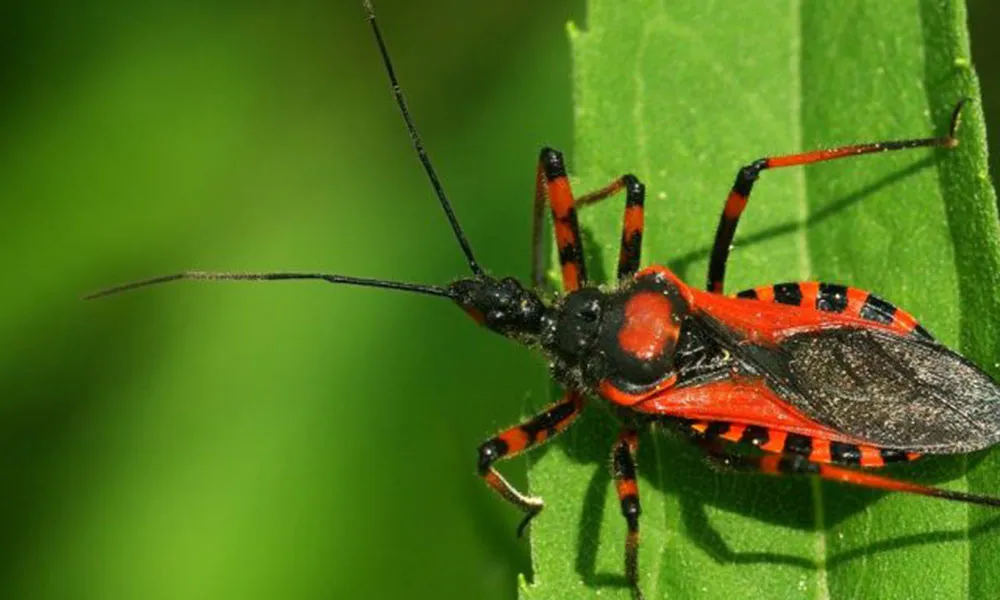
left=523, top=1, right=1000, bottom=598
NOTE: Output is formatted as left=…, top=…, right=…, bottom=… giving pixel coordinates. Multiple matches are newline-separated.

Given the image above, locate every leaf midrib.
left=786, top=1, right=832, bottom=598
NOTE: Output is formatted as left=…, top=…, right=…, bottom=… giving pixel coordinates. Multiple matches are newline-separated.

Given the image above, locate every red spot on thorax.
left=617, top=292, right=678, bottom=360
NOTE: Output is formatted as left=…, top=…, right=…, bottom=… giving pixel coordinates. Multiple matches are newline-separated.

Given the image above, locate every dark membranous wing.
left=771, top=327, right=1000, bottom=453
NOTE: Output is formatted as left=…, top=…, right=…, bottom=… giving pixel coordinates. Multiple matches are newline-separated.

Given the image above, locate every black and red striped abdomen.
left=678, top=285, right=1000, bottom=453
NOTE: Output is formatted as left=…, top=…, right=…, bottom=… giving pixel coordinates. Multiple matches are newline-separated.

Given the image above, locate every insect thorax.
left=543, top=271, right=690, bottom=394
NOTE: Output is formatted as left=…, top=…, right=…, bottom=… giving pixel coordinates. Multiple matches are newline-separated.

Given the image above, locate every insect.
left=87, top=3, right=1000, bottom=599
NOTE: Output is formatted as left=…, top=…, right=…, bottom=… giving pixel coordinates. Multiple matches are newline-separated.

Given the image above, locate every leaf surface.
left=523, top=1, right=1000, bottom=598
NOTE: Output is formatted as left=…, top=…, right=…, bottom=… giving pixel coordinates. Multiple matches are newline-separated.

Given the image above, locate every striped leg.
left=706, top=100, right=966, bottom=294
left=698, top=442, right=1000, bottom=508
left=478, top=391, right=584, bottom=536
left=611, top=429, right=644, bottom=600
left=577, top=175, right=647, bottom=281
left=533, top=148, right=587, bottom=291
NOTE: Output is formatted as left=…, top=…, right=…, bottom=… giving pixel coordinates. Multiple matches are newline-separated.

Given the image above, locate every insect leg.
left=699, top=442, right=1000, bottom=508
left=706, top=100, right=966, bottom=294
left=532, top=148, right=588, bottom=291
left=573, top=175, right=647, bottom=281
left=611, top=429, right=644, bottom=600
left=478, top=391, right=584, bottom=536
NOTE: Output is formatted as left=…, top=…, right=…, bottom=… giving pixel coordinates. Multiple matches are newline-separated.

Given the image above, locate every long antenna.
left=363, top=0, right=483, bottom=276
left=86, top=4, right=479, bottom=303
left=85, top=271, right=453, bottom=301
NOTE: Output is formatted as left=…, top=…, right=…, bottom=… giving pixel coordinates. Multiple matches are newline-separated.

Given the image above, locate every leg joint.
left=734, top=159, right=768, bottom=195
left=622, top=174, right=644, bottom=202
left=612, top=443, right=637, bottom=480
left=621, top=494, right=641, bottom=530
left=477, top=438, right=509, bottom=475
left=539, top=147, right=567, bottom=179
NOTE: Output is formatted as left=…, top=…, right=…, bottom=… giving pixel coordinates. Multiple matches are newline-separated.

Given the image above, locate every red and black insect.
left=88, top=3, right=1000, bottom=599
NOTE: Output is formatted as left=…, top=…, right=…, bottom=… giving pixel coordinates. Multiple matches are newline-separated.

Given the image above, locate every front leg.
left=478, top=391, right=584, bottom=536
left=612, top=429, right=644, bottom=600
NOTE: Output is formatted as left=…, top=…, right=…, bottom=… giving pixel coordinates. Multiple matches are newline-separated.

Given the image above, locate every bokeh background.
left=1, top=1, right=997, bottom=599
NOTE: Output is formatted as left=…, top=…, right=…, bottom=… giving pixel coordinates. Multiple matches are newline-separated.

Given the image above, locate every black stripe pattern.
left=880, top=448, right=911, bottom=464
left=773, top=282, right=803, bottom=306
left=783, top=433, right=813, bottom=456
left=830, top=441, right=862, bottom=466
left=859, top=293, right=897, bottom=325
left=520, top=399, right=578, bottom=442
left=816, top=283, right=848, bottom=313
left=740, top=425, right=769, bottom=446
left=704, top=421, right=731, bottom=440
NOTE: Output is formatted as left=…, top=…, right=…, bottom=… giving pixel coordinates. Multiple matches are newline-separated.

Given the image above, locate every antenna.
left=363, top=0, right=482, bottom=275
left=85, top=271, right=453, bottom=301
left=86, top=4, right=483, bottom=302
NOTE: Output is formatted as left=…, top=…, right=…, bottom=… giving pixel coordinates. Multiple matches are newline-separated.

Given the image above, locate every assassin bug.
left=86, top=3, right=1000, bottom=599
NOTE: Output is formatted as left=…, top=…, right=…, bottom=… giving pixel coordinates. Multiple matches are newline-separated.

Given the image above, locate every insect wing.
left=775, top=327, right=1000, bottom=453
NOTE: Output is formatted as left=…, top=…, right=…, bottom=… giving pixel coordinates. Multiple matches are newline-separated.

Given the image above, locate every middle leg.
left=577, top=174, right=647, bottom=282
left=532, top=147, right=647, bottom=289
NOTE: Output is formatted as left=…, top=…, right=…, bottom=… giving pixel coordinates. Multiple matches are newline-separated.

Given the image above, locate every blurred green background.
left=1, top=1, right=998, bottom=599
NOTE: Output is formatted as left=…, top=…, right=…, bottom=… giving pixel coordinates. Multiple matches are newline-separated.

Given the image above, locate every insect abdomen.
left=736, top=282, right=933, bottom=341
left=687, top=420, right=920, bottom=468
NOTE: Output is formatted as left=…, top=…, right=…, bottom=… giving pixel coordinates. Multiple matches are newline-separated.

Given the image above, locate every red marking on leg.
left=554, top=220, right=577, bottom=249
left=817, top=463, right=929, bottom=495
left=767, top=146, right=863, bottom=168
left=623, top=205, right=644, bottom=236
left=617, top=479, right=639, bottom=498
left=484, top=470, right=503, bottom=490
left=499, top=428, right=531, bottom=454
left=561, top=262, right=581, bottom=291
left=723, top=191, right=748, bottom=219
left=547, top=177, right=575, bottom=217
